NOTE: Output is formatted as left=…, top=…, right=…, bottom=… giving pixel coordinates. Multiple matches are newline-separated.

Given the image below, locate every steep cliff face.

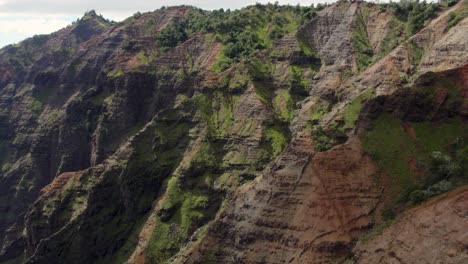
left=180, top=1, right=468, bottom=263
left=0, top=1, right=466, bottom=264
left=354, top=186, right=468, bottom=264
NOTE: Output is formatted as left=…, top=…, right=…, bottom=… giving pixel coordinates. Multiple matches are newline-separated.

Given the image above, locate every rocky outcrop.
left=180, top=2, right=468, bottom=263
left=0, top=7, right=198, bottom=262
left=0, top=1, right=466, bottom=264
left=184, top=137, right=383, bottom=264
left=359, top=0, right=468, bottom=96
left=354, top=186, right=468, bottom=264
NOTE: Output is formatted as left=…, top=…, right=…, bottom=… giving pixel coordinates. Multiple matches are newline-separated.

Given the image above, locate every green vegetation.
left=446, top=2, right=468, bottom=30
left=264, top=125, right=289, bottom=157
left=352, top=6, right=373, bottom=71
left=296, top=31, right=318, bottom=57
left=194, top=91, right=238, bottom=138
left=379, top=0, right=438, bottom=35
left=407, top=40, right=424, bottom=68
left=156, top=4, right=319, bottom=68
left=78, top=10, right=115, bottom=26
left=226, top=68, right=250, bottom=90
left=442, top=0, right=461, bottom=7
left=362, top=114, right=415, bottom=201
left=360, top=218, right=396, bottom=244
left=376, top=0, right=439, bottom=59
left=107, top=68, right=124, bottom=78
left=289, top=65, right=312, bottom=98
left=146, top=138, right=224, bottom=263
left=142, top=87, right=250, bottom=263
left=111, top=105, right=196, bottom=264
left=310, top=99, right=331, bottom=123
left=405, top=1, right=438, bottom=35
left=377, top=17, right=406, bottom=59
left=137, top=50, right=157, bottom=65
left=312, top=122, right=347, bottom=152
left=156, top=20, right=189, bottom=51
left=306, top=97, right=349, bottom=152
left=273, top=89, right=295, bottom=121
left=409, top=138, right=466, bottom=204
left=105, top=215, right=150, bottom=264
left=343, top=89, right=375, bottom=128
left=362, top=114, right=467, bottom=204
left=253, top=80, right=274, bottom=108
left=249, top=58, right=305, bottom=122
left=252, top=122, right=291, bottom=171
left=409, top=180, right=453, bottom=204
left=210, top=52, right=232, bottom=73
left=147, top=183, right=217, bottom=263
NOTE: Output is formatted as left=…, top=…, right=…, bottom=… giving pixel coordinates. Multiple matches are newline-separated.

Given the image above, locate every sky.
left=0, top=0, right=332, bottom=48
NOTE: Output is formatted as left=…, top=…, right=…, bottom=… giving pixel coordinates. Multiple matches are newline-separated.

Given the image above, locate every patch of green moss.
left=161, top=177, right=181, bottom=211
left=362, top=113, right=467, bottom=203
left=145, top=138, right=224, bottom=263
left=194, top=91, right=237, bottom=138
left=31, top=98, right=43, bottom=117
left=264, top=124, right=290, bottom=157
left=343, top=89, right=375, bottom=128
left=362, top=113, right=417, bottom=201
left=107, top=68, right=124, bottom=78
left=412, top=118, right=467, bottom=153
left=144, top=217, right=180, bottom=263
left=247, top=58, right=275, bottom=108
left=273, top=89, right=295, bottom=122
left=227, top=69, right=250, bottom=91
left=137, top=51, right=157, bottom=65
left=310, top=99, right=331, bottom=123
left=190, top=140, right=225, bottom=177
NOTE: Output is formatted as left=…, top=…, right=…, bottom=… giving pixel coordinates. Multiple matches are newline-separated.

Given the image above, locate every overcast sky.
left=0, top=0, right=333, bottom=48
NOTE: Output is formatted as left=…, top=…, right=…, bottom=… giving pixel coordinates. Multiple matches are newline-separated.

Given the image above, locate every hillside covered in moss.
left=0, top=0, right=467, bottom=263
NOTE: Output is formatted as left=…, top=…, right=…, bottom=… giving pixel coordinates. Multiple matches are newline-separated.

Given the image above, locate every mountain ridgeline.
left=0, top=0, right=467, bottom=263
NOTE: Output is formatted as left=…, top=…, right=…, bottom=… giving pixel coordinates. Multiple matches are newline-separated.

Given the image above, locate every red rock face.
left=457, top=64, right=468, bottom=98
left=39, top=171, right=85, bottom=198
left=0, top=67, right=12, bottom=84
left=0, top=2, right=467, bottom=263
left=354, top=186, right=468, bottom=264
left=181, top=2, right=468, bottom=263
left=188, top=138, right=384, bottom=264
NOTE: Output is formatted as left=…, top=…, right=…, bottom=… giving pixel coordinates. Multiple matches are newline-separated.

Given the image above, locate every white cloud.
left=0, top=15, right=73, bottom=34
left=0, top=13, right=75, bottom=47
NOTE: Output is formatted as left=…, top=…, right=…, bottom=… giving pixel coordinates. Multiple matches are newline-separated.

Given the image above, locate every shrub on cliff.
left=425, top=151, right=461, bottom=185
left=155, top=4, right=318, bottom=64
left=410, top=180, right=454, bottom=204
left=156, top=21, right=188, bottom=51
